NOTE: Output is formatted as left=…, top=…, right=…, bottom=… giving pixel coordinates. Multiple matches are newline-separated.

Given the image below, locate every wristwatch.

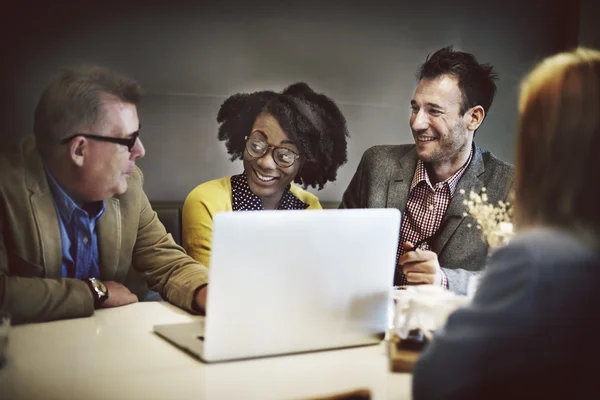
left=84, top=278, right=109, bottom=308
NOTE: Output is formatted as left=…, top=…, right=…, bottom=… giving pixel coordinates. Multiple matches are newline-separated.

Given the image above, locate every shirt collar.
left=44, top=165, right=105, bottom=222
left=410, top=146, right=474, bottom=197
left=231, top=172, right=308, bottom=211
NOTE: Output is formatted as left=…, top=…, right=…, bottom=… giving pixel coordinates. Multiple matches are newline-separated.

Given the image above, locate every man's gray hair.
left=33, top=65, right=143, bottom=159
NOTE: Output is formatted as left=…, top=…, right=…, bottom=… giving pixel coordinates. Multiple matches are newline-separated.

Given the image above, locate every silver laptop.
left=154, top=208, right=401, bottom=362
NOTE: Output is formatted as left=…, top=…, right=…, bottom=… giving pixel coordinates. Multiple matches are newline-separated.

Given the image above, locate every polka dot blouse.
left=231, top=173, right=309, bottom=211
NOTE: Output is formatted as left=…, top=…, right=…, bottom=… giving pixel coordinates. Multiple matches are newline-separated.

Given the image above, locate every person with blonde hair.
left=412, top=47, right=600, bottom=399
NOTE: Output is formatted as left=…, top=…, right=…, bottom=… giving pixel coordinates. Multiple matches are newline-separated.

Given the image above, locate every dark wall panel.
left=0, top=0, right=577, bottom=201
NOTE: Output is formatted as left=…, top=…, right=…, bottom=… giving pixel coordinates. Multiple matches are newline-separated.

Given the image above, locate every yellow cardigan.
left=182, top=176, right=322, bottom=266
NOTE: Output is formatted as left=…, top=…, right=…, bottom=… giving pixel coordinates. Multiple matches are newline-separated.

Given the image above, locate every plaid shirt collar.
left=410, top=146, right=474, bottom=197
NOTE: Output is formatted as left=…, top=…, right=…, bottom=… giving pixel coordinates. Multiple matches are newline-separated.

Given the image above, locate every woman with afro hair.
left=182, top=82, right=349, bottom=266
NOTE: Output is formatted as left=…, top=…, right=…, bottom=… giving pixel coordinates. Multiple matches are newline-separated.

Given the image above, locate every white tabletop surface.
left=0, top=302, right=412, bottom=400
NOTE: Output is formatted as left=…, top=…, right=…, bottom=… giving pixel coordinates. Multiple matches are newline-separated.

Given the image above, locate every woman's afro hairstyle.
left=216, top=82, right=349, bottom=190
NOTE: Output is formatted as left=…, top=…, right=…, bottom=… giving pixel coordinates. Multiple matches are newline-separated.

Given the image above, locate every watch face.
left=96, top=280, right=107, bottom=294
left=92, top=279, right=107, bottom=295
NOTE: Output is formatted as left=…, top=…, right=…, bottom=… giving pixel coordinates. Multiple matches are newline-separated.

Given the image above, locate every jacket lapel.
left=386, top=149, right=419, bottom=210
left=97, top=197, right=121, bottom=281
left=24, top=140, right=62, bottom=278
left=432, top=144, right=485, bottom=255
left=22, top=137, right=124, bottom=280
left=29, top=193, right=62, bottom=277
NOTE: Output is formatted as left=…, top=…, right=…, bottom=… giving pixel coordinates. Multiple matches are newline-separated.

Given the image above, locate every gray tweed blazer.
left=339, top=143, right=515, bottom=294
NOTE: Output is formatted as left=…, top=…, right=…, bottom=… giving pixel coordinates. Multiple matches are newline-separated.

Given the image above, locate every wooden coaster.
left=387, top=336, right=422, bottom=372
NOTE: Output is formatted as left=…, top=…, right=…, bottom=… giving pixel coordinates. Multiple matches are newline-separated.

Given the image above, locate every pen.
left=405, top=222, right=445, bottom=252
left=406, top=235, right=433, bottom=252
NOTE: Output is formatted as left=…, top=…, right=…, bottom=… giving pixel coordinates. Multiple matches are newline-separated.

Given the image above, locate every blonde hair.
left=515, top=47, right=600, bottom=245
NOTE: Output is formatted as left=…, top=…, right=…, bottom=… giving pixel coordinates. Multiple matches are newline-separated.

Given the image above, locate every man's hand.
left=99, top=281, right=138, bottom=308
left=398, top=242, right=443, bottom=285
left=193, top=285, right=208, bottom=313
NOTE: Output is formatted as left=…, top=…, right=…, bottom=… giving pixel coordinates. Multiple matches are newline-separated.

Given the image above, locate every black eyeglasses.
left=244, top=135, right=300, bottom=168
left=61, top=125, right=141, bottom=152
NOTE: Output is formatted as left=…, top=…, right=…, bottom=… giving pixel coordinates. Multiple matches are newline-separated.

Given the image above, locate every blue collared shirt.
left=45, top=170, right=105, bottom=279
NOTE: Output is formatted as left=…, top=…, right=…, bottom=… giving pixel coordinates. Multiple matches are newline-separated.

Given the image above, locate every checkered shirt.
left=395, top=149, right=473, bottom=288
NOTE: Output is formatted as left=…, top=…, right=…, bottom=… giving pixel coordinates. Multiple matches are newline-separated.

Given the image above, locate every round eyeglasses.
left=245, top=136, right=300, bottom=168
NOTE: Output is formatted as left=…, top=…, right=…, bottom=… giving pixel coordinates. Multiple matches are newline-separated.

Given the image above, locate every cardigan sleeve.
left=182, top=179, right=231, bottom=267
left=290, top=185, right=322, bottom=210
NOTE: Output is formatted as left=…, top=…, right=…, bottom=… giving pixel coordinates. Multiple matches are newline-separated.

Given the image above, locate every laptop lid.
left=201, top=208, right=401, bottom=362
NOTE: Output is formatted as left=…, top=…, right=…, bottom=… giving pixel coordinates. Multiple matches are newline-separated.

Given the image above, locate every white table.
left=0, top=302, right=412, bottom=400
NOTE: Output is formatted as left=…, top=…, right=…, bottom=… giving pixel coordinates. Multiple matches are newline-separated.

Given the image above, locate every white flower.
left=499, top=222, right=514, bottom=234
left=462, top=187, right=514, bottom=249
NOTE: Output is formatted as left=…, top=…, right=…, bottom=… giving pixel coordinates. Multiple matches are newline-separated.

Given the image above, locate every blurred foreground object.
left=306, top=388, right=371, bottom=400
left=0, top=311, right=9, bottom=368
left=388, top=285, right=469, bottom=372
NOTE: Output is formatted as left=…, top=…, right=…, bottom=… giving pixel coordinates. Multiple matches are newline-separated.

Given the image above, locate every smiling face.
left=243, top=112, right=301, bottom=209
left=74, top=97, right=145, bottom=201
left=410, top=74, right=474, bottom=172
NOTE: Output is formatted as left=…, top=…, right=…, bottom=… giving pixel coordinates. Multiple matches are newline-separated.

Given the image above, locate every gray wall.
left=1, top=0, right=579, bottom=202
left=580, top=0, right=600, bottom=48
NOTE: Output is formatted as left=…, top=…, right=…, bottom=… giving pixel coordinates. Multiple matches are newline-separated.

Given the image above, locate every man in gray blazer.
left=340, top=46, right=514, bottom=294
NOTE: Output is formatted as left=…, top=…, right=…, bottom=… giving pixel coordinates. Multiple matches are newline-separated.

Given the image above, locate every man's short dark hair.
left=417, top=46, right=498, bottom=116
left=216, top=82, right=349, bottom=190
left=34, top=65, right=143, bottom=158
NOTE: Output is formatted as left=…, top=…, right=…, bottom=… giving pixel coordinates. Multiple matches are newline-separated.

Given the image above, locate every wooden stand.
left=387, top=335, right=422, bottom=372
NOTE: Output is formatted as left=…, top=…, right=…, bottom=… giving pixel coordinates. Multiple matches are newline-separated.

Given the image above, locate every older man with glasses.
left=0, top=66, right=209, bottom=324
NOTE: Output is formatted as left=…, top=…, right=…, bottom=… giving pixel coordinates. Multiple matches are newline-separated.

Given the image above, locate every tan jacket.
left=0, top=136, right=209, bottom=324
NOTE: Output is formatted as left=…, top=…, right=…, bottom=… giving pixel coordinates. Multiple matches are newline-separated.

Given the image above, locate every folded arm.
left=132, top=189, right=209, bottom=314
left=0, top=208, right=95, bottom=324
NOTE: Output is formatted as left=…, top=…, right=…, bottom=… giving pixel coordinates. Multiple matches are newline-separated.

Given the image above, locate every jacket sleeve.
left=0, top=201, right=94, bottom=324
left=441, top=158, right=516, bottom=294
left=308, top=199, right=323, bottom=210
left=131, top=186, right=209, bottom=314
